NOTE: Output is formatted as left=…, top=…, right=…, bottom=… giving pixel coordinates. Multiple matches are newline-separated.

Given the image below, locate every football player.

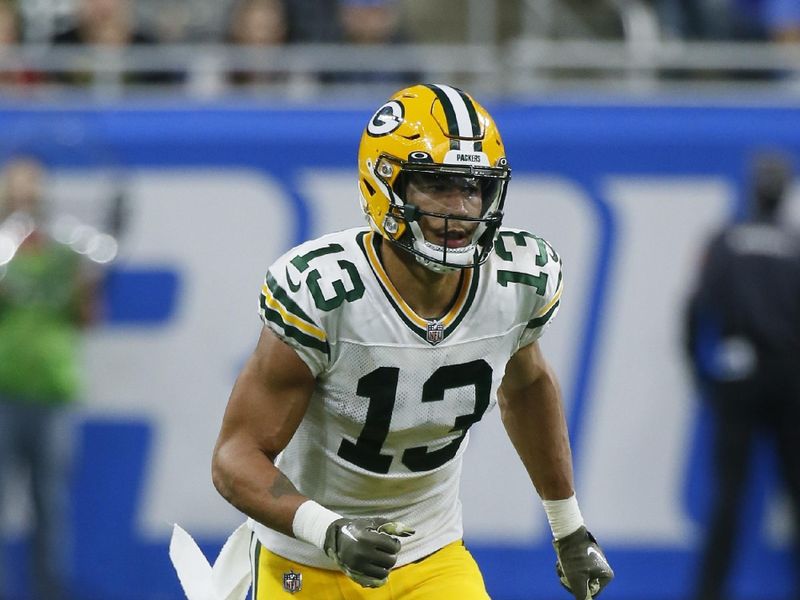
left=211, top=84, right=614, bottom=599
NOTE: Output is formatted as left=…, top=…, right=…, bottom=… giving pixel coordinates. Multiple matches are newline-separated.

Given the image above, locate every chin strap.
left=414, top=252, right=460, bottom=273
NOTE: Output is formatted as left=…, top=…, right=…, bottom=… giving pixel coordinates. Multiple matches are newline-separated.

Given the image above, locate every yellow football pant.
left=250, top=539, right=491, bottom=599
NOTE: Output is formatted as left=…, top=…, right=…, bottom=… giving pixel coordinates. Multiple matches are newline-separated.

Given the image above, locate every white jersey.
left=251, top=226, right=563, bottom=568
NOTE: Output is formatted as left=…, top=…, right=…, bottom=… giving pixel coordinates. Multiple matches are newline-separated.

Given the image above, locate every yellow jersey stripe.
left=364, top=233, right=429, bottom=328
left=533, top=279, right=563, bottom=319
left=364, top=232, right=473, bottom=328
left=440, top=267, right=472, bottom=327
left=261, top=284, right=327, bottom=341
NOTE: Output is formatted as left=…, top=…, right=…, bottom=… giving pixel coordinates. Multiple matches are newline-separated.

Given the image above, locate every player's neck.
left=379, top=238, right=464, bottom=321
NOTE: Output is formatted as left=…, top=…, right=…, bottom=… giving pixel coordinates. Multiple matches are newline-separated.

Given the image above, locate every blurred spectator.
left=740, top=0, right=800, bottom=42
left=685, top=151, right=800, bottom=600
left=226, top=0, right=288, bottom=86
left=657, top=0, right=733, bottom=40
left=0, top=156, right=99, bottom=600
left=0, top=1, right=42, bottom=87
left=229, top=0, right=287, bottom=46
left=52, top=0, right=152, bottom=47
left=340, top=0, right=403, bottom=44
left=0, top=0, right=17, bottom=45
left=153, top=0, right=193, bottom=44
left=50, top=0, right=181, bottom=86
left=283, top=0, right=340, bottom=42
left=331, top=0, right=419, bottom=85
left=660, top=0, right=800, bottom=41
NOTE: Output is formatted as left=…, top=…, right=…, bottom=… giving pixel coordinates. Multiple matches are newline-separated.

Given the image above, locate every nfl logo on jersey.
left=283, top=569, right=302, bottom=593
left=426, top=320, right=444, bottom=345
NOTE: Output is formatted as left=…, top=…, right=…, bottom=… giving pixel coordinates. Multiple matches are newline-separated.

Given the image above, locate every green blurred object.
left=0, top=240, right=84, bottom=404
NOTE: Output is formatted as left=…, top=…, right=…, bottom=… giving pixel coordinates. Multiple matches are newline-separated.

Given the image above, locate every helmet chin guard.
left=402, top=205, right=502, bottom=272
left=414, top=239, right=476, bottom=273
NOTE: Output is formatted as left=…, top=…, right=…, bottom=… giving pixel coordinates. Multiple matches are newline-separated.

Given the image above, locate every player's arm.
left=499, top=340, right=614, bottom=599
left=212, top=325, right=315, bottom=536
left=499, top=339, right=573, bottom=502
left=211, top=326, right=411, bottom=588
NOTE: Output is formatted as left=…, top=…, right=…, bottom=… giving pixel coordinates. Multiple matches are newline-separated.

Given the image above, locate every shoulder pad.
left=258, top=232, right=368, bottom=375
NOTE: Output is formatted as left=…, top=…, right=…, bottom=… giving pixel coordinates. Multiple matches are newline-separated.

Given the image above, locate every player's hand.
left=552, top=526, right=614, bottom=599
left=323, top=517, right=415, bottom=588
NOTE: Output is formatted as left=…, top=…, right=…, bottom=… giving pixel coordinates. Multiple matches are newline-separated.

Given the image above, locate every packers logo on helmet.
left=358, top=83, right=511, bottom=273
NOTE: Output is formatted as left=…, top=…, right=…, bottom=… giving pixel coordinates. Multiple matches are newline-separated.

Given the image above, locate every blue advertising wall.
left=0, top=99, right=799, bottom=600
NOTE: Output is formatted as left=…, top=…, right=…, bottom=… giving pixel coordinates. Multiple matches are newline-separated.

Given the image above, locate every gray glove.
left=323, top=517, right=415, bottom=588
left=553, top=526, right=614, bottom=600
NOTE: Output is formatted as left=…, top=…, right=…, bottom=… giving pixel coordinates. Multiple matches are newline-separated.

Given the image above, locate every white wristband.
left=291, top=500, right=342, bottom=550
left=542, top=494, right=585, bottom=540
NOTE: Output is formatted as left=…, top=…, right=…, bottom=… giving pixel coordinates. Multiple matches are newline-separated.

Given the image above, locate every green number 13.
left=495, top=231, right=550, bottom=296
left=289, top=243, right=365, bottom=311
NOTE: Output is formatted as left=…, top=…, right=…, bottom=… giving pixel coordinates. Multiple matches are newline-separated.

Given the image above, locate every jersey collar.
left=357, top=231, right=480, bottom=345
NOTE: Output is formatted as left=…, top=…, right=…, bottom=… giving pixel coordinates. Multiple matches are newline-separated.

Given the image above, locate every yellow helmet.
left=358, top=83, right=511, bottom=272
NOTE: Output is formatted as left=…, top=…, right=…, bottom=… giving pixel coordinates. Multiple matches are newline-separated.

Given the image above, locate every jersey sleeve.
left=515, top=237, right=564, bottom=351
left=258, top=254, right=330, bottom=377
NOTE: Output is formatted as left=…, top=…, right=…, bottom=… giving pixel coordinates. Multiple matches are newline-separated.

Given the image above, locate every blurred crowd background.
left=0, top=0, right=797, bottom=97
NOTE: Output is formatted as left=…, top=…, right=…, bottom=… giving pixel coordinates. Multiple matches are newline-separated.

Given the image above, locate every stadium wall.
left=0, top=100, right=799, bottom=600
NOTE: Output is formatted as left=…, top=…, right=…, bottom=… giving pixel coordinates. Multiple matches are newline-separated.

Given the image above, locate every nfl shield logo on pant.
left=283, top=569, right=302, bottom=594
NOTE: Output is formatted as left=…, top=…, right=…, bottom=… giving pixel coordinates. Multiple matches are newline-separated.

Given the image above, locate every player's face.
left=404, top=173, right=483, bottom=249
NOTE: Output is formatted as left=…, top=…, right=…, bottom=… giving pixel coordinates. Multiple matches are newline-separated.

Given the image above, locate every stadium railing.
left=0, top=41, right=798, bottom=99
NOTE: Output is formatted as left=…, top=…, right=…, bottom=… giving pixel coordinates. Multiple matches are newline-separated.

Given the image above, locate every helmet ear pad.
left=359, top=156, right=409, bottom=241
left=382, top=205, right=408, bottom=242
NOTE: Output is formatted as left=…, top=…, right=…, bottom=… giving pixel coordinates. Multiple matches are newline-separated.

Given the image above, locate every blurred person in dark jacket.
left=686, top=151, right=800, bottom=600
left=0, top=156, right=99, bottom=600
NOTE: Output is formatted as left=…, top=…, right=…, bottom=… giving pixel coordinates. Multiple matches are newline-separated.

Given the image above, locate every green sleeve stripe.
left=527, top=300, right=560, bottom=329
left=260, top=295, right=330, bottom=356
left=265, top=272, right=318, bottom=326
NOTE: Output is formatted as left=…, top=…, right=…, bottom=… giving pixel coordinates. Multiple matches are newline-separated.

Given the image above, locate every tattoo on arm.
left=268, top=472, right=301, bottom=499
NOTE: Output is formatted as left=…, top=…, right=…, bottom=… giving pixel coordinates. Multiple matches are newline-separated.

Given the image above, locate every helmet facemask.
left=371, top=156, right=509, bottom=272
